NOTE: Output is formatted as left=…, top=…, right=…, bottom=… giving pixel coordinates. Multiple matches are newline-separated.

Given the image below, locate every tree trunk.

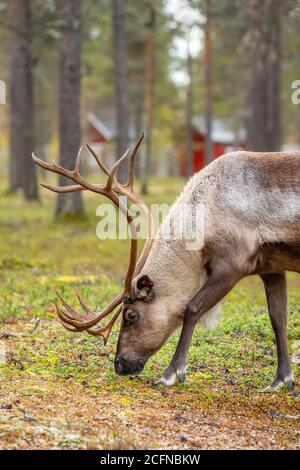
left=133, top=94, right=144, bottom=178
left=204, top=0, right=213, bottom=166
left=141, top=4, right=155, bottom=195
left=246, top=0, right=282, bottom=151
left=56, top=0, right=84, bottom=216
left=112, top=0, right=129, bottom=183
left=186, top=40, right=194, bottom=179
left=266, top=0, right=282, bottom=150
left=8, top=0, right=38, bottom=199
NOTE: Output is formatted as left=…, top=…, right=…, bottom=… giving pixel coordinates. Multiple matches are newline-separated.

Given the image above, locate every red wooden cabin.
left=85, top=113, right=118, bottom=169
left=180, top=118, right=245, bottom=176
left=86, top=113, right=113, bottom=145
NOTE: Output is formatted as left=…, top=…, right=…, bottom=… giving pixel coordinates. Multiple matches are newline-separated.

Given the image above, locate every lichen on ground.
left=0, top=178, right=299, bottom=449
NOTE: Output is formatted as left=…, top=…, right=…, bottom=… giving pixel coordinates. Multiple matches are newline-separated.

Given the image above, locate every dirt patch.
left=0, top=367, right=299, bottom=449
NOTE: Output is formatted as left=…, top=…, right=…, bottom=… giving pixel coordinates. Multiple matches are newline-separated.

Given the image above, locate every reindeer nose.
left=114, top=354, right=144, bottom=376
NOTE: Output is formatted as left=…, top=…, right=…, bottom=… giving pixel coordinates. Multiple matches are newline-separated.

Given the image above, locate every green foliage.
left=0, top=0, right=299, bottom=165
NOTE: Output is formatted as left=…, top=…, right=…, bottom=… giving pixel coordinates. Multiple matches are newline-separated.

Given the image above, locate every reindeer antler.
left=32, top=135, right=154, bottom=344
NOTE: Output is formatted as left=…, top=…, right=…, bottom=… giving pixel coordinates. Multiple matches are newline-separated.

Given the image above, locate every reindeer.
left=32, top=137, right=300, bottom=391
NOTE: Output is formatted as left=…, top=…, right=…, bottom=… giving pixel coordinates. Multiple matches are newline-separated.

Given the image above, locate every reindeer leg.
left=260, top=272, right=294, bottom=391
left=156, top=266, right=241, bottom=387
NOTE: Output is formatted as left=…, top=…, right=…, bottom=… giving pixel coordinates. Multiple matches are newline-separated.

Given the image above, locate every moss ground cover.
left=0, top=177, right=299, bottom=449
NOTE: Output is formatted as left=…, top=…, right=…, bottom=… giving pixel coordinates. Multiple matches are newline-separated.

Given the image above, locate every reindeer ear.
left=136, top=275, right=155, bottom=302
left=137, top=274, right=154, bottom=290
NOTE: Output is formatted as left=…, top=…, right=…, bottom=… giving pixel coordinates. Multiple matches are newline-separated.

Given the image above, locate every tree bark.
left=8, top=0, right=38, bottom=199
left=266, top=0, right=282, bottom=150
left=141, top=4, right=155, bottom=195
left=56, top=0, right=84, bottom=216
left=204, top=0, right=213, bottom=165
left=186, top=37, right=194, bottom=179
left=133, top=94, right=144, bottom=178
left=246, top=0, right=282, bottom=151
left=112, top=0, right=129, bottom=183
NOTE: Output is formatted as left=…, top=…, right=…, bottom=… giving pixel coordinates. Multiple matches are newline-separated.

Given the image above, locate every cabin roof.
left=87, top=113, right=113, bottom=141
left=87, top=113, right=136, bottom=141
left=87, top=113, right=246, bottom=146
left=192, top=117, right=246, bottom=144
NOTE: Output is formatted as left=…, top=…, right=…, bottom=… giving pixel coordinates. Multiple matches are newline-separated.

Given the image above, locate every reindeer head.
left=113, top=272, right=180, bottom=375
left=33, top=136, right=180, bottom=376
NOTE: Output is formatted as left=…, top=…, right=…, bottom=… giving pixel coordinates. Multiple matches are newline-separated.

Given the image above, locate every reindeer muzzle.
left=114, top=354, right=145, bottom=376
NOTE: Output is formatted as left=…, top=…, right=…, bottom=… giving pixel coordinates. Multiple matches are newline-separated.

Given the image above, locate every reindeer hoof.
left=154, top=376, right=177, bottom=388
left=154, top=365, right=186, bottom=387
left=260, top=374, right=294, bottom=393
left=177, top=369, right=186, bottom=383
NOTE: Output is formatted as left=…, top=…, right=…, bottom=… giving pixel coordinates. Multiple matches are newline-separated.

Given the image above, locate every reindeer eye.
left=123, top=309, right=139, bottom=326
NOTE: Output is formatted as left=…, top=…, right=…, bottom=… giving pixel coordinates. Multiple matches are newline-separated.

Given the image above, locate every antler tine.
left=56, top=302, right=120, bottom=343
left=74, top=145, right=84, bottom=174
left=134, top=202, right=155, bottom=275
left=86, top=144, right=110, bottom=177
left=127, top=133, right=144, bottom=191
left=55, top=303, right=76, bottom=330
left=56, top=288, right=96, bottom=320
left=33, top=151, right=110, bottom=195
left=75, top=287, right=96, bottom=316
left=33, top=152, right=83, bottom=188
left=58, top=321, right=78, bottom=333
left=32, top=153, right=73, bottom=179
left=41, top=183, right=84, bottom=193
left=105, top=148, right=130, bottom=192
left=56, top=308, right=87, bottom=332
left=55, top=292, right=124, bottom=330
left=32, top=153, right=59, bottom=172
left=55, top=303, right=91, bottom=332
left=86, top=307, right=122, bottom=345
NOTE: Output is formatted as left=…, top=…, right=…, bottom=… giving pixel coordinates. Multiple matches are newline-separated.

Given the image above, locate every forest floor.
left=0, top=177, right=299, bottom=450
